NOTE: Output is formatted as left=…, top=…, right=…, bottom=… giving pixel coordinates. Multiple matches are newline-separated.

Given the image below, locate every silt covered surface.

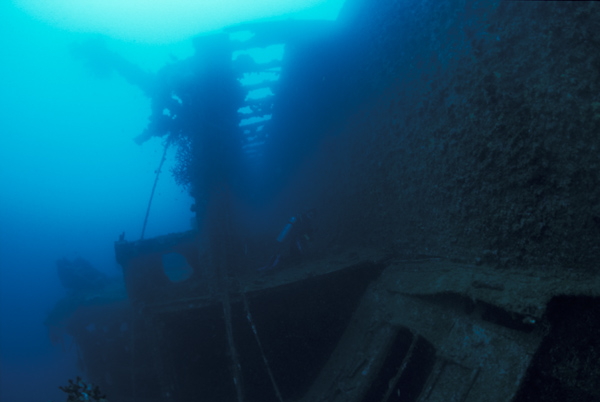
left=287, top=0, right=600, bottom=271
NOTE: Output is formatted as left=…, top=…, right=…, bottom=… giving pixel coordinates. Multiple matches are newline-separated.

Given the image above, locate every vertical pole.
left=206, top=187, right=244, bottom=402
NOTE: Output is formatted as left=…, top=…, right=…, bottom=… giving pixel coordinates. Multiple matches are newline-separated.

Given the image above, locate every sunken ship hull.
left=67, top=232, right=600, bottom=402
left=61, top=0, right=600, bottom=401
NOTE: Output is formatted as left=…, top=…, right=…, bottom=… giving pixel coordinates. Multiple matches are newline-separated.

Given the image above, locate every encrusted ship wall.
left=280, top=0, right=600, bottom=270
left=60, top=3, right=600, bottom=401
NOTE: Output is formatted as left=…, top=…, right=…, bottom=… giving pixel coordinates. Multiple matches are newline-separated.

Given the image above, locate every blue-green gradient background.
left=0, top=1, right=345, bottom=400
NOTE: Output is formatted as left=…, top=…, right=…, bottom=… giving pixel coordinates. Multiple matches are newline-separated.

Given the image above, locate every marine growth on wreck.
left=4, top=1, right=600, bottom=402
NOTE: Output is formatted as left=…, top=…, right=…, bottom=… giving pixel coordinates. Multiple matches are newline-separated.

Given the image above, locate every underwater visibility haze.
left=0, top=1, right=345, bottom=401
left=4, top=0, right=600, bottom=401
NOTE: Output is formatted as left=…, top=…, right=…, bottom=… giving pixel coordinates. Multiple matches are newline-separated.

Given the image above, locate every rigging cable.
left=242, top=292, right=284, bottom=402
left=140, top=139, right=170, bottom=240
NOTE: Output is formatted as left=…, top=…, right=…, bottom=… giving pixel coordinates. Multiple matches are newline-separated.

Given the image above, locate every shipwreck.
left=48, top=1, right=600, bottom=401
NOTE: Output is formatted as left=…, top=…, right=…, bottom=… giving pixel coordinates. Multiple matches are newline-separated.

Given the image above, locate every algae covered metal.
left=50, top=1, right=600, bottom=400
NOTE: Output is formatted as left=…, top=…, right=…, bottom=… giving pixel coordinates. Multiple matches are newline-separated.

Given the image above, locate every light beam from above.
left=14, top=0, right=347, bottom=43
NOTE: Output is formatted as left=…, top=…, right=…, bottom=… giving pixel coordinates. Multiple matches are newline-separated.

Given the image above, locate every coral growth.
left=57, top=377, right=107, bottom=402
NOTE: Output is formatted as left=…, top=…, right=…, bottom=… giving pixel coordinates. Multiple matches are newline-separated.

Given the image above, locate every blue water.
left=0, top=1, right=345, bottom=401
left=0, top=10, right=190, bottom=402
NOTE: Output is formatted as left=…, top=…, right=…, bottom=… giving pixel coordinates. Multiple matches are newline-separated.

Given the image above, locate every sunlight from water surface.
left=14, top=0, right=346, bottom=43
